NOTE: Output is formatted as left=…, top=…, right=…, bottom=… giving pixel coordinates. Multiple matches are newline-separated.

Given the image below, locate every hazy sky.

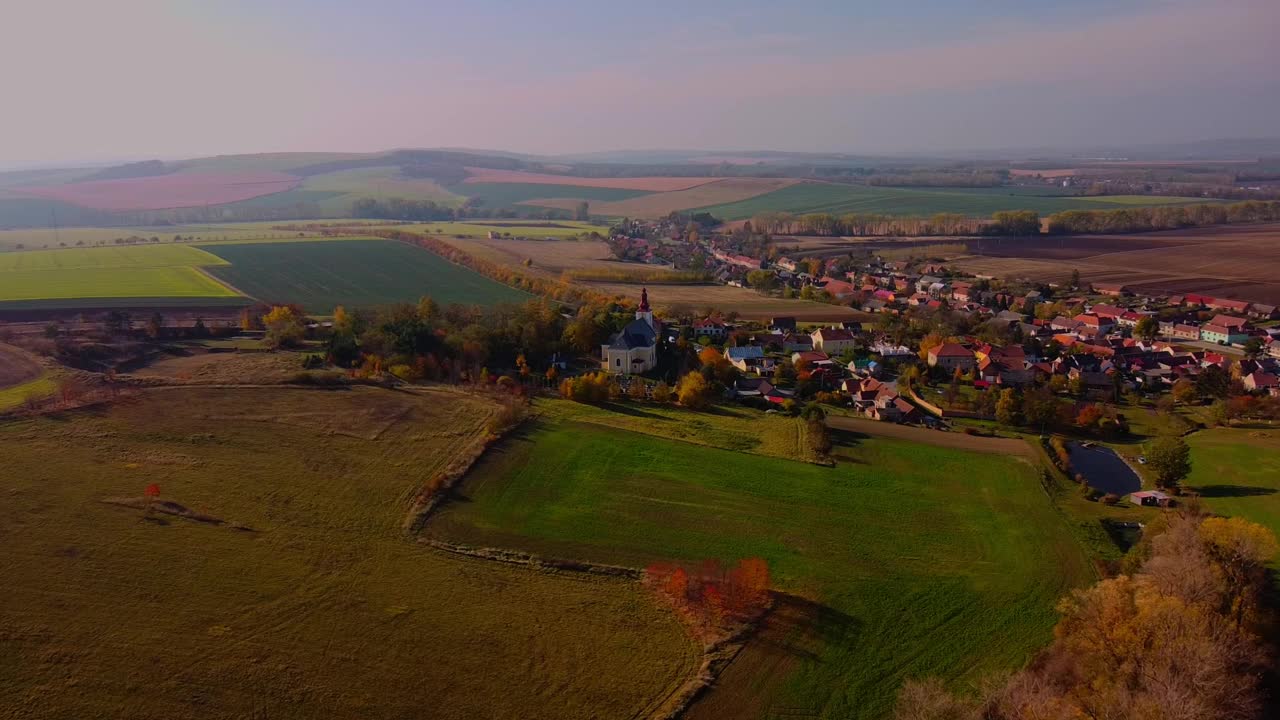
left=2, top=0, right=1278, bottom=166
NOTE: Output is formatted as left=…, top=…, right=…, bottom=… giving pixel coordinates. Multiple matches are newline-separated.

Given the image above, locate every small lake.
left=1068, top=442, right=1142, bottom=496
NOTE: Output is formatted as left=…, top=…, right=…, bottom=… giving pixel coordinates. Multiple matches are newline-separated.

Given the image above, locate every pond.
left=1068, top=442, right=1142, bottom=496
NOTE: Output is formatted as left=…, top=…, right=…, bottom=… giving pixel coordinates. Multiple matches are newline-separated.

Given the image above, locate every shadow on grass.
left=597, top=402, right=671, bottom=421
left=753, top=593, right=861, bottom=665
left=1195, top=485, right=1278, bottom=498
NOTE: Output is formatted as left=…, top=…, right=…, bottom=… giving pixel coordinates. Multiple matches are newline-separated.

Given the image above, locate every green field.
left=1187, top=428, right=1280, bottom=536
left=201, top=238, right=531, bottom=312
left=0, top=386, right=697, bottom=719
left=456, top=182, right=652, bottom=208
left=0, top=244, right=240, bottom=305
left=0, top=244, right=228, bottom=272
left=694, top=181, right=1218, bottom=220
left=427, top=407, right=1091, bottom=719
left=0, top=373, right=56, bottom=411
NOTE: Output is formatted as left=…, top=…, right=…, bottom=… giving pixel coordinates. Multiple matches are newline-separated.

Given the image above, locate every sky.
left=1, top=0, right=1277, bottom=167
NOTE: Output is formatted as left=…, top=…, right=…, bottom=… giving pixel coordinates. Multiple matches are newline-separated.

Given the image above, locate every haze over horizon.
left=3, top=0, right=1278, bottom=167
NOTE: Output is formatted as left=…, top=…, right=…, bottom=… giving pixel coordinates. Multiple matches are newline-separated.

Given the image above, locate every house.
left=1249, top=303, right=1277, bottom=319
left=693, top=317, right=727, bottom=340
left=1171, top=323, right=1200, bottom=341
left=1073, top=313, right=1114, bottom=334
left=725, top=345, right=771, bottom=374
left=1207, top=298, right=1251, bottom=314
left=1130, top=490, right=1173, bottom=507
left=811, top=327, right=858, bottom=355
left=1243, top=371, right=1279, bottom=392
left=927, top=343, right=975, bottom=371
left=1209, top=314, right=1250, bottom=331
left=601, top=289, right=659, bottom=375
left=770, top=316, right=797, bottom=333
left=781, top=333, right=814, bottom=353
left=870, top=340, right=913, bottom=357
left=1201, top=324, right=1247, bottom=345
left=819, top=277, right=858, bottom=298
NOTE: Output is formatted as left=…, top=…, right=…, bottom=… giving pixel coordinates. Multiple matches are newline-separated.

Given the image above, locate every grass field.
left=0, top=244, right=240, bottom=305
left=1187, top=427, right=1280, bottom=536
left=0, top=223, right=336, bottom=252
left=694, top=181, right=1218, bottom=220
left=428, top=406, right=1091, bottom=719
left=299, top=167, right=466, bottom=213
left=0, top=373, right=56, bottom=411
left=0, top=386, right=699, bottom=719
left=524, top=178, right=801, bottom=218
left=202, top=239, right=531, bottom=312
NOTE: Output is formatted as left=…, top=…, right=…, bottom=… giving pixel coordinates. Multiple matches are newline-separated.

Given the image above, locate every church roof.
left=608, top=318, right=657, bottom=350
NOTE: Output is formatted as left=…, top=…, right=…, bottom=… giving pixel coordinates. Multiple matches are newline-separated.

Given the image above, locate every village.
left=597, top=217, right=1280, bottom=435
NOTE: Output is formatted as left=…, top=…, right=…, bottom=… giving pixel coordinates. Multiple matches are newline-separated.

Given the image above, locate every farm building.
left=1130, top=490, right=1173, bottom=507
left=927, top=343, right=976, bottom=371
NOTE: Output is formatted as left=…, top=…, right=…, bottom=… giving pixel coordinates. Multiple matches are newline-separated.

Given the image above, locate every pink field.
left=16, top=171, right=300, bottom=211
left=461, top=167, right=717, bottom=191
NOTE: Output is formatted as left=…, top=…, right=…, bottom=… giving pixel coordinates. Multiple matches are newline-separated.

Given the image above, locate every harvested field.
left=1009, top=168, right=1078, bottom=178
left=695, top=181, right=1216, bottom=220
left=581, top=281, right=870, bottom=321
left=15, top=172, right=300, bottom=211
left=461, top=167, right=717, bottom=191
left=542, top=178, right=801, bottom=218
left=431, top=234, right=679, bottom=279
left=950, top=223, right=1280, bottom=303
left=127, top=349, right=312, bottom=385
left=0, top=386, right=698, bottom=719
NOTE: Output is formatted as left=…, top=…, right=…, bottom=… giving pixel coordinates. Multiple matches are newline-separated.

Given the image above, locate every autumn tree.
left=262, top=305, right=305, bottom=349
left=1134, top=315, right=1158, bottom=342
left=1147, top=434, right=1191, bottom=489
left=994, top=388, right=1020, bottom=426
left=676, top=371, right=712, bottom=409
left=627, top=379, right=646, bottom=400
left=651, top=381, right=672, bottom=403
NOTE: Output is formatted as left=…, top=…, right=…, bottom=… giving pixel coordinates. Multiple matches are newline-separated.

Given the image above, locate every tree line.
left=749, top=210, right=1039, bottom=237
left=1045, top=200, right=1280, bottom=234
left=895, top=509, right=1277, bottom=720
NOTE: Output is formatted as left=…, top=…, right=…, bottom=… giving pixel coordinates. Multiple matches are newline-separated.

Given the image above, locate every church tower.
left=636, top=287, right=655, bottom=328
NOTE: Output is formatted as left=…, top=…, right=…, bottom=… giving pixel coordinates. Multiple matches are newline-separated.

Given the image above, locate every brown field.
left=14, top=172, right=300, bottom=211
left=560, top=178, right=800, bottom=218
left=1009, top=168, right=1078, bottom=178
left=1, top=386, right=699, bottom=719
left=950, top=223, right=1280, bottom=303
left=582, top=281, right=870, bottom=321
left=429, top=234, right=677, bottom=279
left=461, top=167, right=717, bottom=191
left=126, top=349, right=309, bottom=385
left=0, top=342, right=42, bottom=389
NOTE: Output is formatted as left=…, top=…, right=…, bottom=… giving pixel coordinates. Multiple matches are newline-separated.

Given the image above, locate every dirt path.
left=0, top=343, right=43, bottom=389
left=826, top=415, right=1035, bottom=458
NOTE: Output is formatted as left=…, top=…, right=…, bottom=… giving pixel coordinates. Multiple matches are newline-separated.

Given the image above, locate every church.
left=601, top=288, right=659, bottom=374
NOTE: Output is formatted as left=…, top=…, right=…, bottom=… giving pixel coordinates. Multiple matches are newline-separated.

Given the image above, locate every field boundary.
left=412, top=411, right=766, bottom=720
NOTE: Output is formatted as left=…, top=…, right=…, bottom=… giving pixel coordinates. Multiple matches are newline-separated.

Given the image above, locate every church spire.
left=638, top=287, right=650, bottom=312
